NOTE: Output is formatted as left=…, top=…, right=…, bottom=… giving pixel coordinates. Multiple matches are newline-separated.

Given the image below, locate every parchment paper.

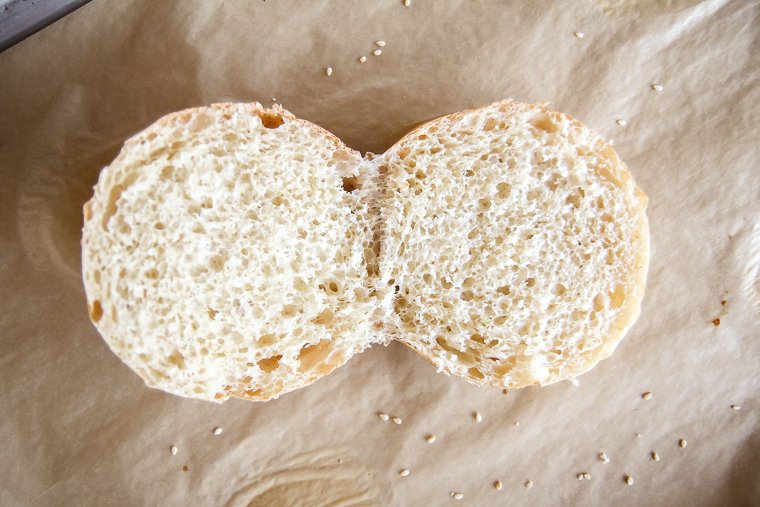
left=1, top=1, right=758, bottom=505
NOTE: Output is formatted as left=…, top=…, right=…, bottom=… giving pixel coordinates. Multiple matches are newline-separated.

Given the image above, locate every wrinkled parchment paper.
left=1, top=0, right=758, bottom=505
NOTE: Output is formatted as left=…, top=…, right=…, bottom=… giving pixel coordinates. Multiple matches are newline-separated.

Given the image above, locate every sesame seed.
left=338, top=458, right=343, bottom=464
left=170, top=445, right=178, bottom=456
left=426, top=434, right=437, bottom=443
left=731, top=404, right=741, bottom=410
left=403, top=0, right=411, bottom=6
left=473, top=411, right=483, bottom=422
left=625, top=475, right=634, bottom=485
left=375, top=40, right=386, bottom=47
left=378, top=412, right=389, bottom=421
left=399, top=468, right=410, bottom=477
left=679, top=439, right=687, bottom=448
left=453, top=492, right=464, bottom=500
left=636, top=433, right=643, bottom=439
left=392, top=416, right=402, bottom=425
left=325, top=67, right=333, bottom=77
left=642, top=391, right=652, bottom=400
left=651, top=83, right=664, bottom=91
left=359, top=56, right=367, bottom=63
left=213, top=427, right=223, bottom=436
left=525, top=480, right=533, bottom=489
left=616, top=119, right=628, bottom=126
left=577, top=473, right=584, bottom=481
left=514, top=421, right=520, bottom=427
left=494, top=480, right=503, bottom=490
left=651, top=451, right=660, bottom=461
left=373, top=49, right=382, bottom=56
left=583, top=472, right=591, bottom=480
left=574, top=31, right=584, bottom=38
left=599, top=452, right=610, bottom=463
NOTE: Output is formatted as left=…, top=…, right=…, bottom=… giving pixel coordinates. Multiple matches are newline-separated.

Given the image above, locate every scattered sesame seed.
left=514, top=421, right=520, bottom=427
left=375, top=40, right=386, bottom=47
left=373, top=49, right=383, bottom=56
left=399, top=468, right=410, bottom=477
left=451, top=491, right=464, bottom=500
left=625, top=475, right=634, bottom=485
left=525, top=480, right=533, bottom=489
left=359, top=56, right=367, bottom=63
left=272, top=97, right=277, bottom=102
left=651, top=83, right=664, bottom=91
left=213, top=427, right=223, bottom=436
left=679, top=439, right=687, bottom=448
left=731, top=404, right=741, bottom=410
left=338, top=458, right=343, bottom=464
left=651, top=451, right=660, bottom=461
left=378, top=412, right=389, bottom=421
left=636, top=433, right=643, bottom=439
left=325, top=67, right=333, bottom=77
left=616, top=119, right=628, bottom=126
left=494, top=480, right=503, bottom=490
left=170, top=445, right=178, bottom=456
left=577, top=473, right=585, bottom=481
left=642, top=391, right=652, bottom=400
left=583, top=472, right=591, bottom=480
left=403, top=0, right=411, bottom=6
left=574, top=31, right=584, bottom=38
left=392, top=416, right=402, bottom=425
left=473, top=411, right=483, bottom=422
left=426, top=434, right=437, bottom=443
left=599, top=452, right=610, bottom=464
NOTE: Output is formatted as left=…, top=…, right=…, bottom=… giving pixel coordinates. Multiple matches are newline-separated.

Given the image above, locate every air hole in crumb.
left=484, top=117, right=498, bottom=131
left=531, top=114, right=558, bottom=133
left=260, top=112, right=284, bottom=129
left=460, top=291, right=475, bottom=301
left=496, top=285, right=511, bottom=296
left=479, top=198, right=492, bottom=210
left=298, top=340, right=332, bottom=372
left=468, top=367, right=485, bottom=380
left=311, top=308, right=334, bottom=326
left=470, top=334, right=485, bottom=344
left=526, top=278, right=536, bottom=287
left=167, top=352, right=186, bottom=369
left=342, top=177, right=360, bottom=193
left=436, top=337, right=459, bottom=354
left=494, top=315, right=508, bottom=325
left=89, top=300, right=103, bottom=322
left=423, top=273, right=433, bottom=284
left=609, top=285, right=625, bottom=309
left=593, top=294, right=606, bottom=312
left=271, top=196, right=285, bottom=206
left=554, top=283, right=567, bottom=296
left=154, top=222, right=165, bottom=230
left=257, top=355, right=282, bottom=372
left=257, top=334, right=277, bottom=346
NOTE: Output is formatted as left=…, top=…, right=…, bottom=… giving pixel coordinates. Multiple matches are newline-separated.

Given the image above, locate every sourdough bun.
left=82, top=103, right=384, bottom=402
left=379, top=100, right=649, bottom=388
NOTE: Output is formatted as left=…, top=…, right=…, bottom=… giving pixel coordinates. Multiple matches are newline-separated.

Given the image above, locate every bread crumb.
left=599, top=452, right=610, bottom=463
left=731, top=404, right=741, bottom=410
left=426, top=434, right=436, bottom=443
left=325, top=67, right=333, bottom=77
left=378, top=412, right=389, bottom=421
left=170, top=445, right=178, bottom=456
left=392, top=416, right=402, bottom=425
left=625, top=475, right=634, bottom=485
left=213, top=427, right=223, bottom=436
left=642, top=391, right=652, bottom=400
left=375, top=40, right=386, bottom=47
left=399, top=468, right=410, bottom=477
left=525, top=480, right=533, bottom=489
left=712, top=317, right=721, bottom=326
left=651, top=451, right=660, bottom=461
left=373, top=49, right=382, bottom=56
left=679, top=438, right=687, bottom=448
left=616, top=119, right=628, bottom=126
left=359, top=56, right=367, bottom=63
left=651, top=83, right=664, bottom=91
left=494, top=479, right=502, bottom=490
left=574, top=31, right=584, bottom=38
left=182, top=465, right=189, bottom=472
left=473, top=411, right=483, bottom=422
left=502, top=389, right=509, bottom=395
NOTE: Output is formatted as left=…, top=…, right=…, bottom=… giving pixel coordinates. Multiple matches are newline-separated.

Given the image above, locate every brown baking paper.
left=1, top=0, right=758, bottom=505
